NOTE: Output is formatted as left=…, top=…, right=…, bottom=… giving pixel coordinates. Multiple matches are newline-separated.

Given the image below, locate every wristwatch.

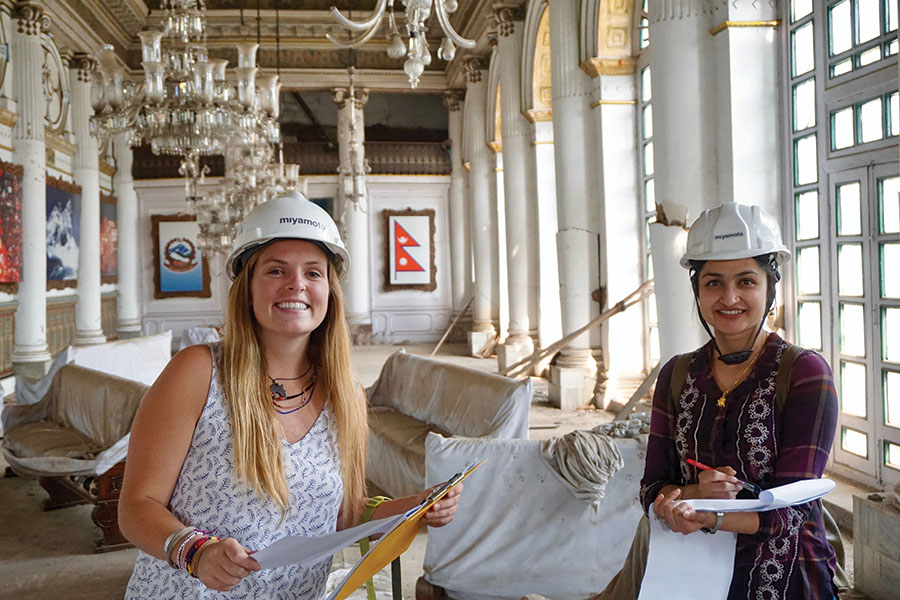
left=701, top=511, right=724, bottom=534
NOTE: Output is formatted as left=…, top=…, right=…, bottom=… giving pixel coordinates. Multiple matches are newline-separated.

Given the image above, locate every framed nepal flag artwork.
left=151, top=213, right=211, bottom=299
left=382, top=208, right=436, bottom=292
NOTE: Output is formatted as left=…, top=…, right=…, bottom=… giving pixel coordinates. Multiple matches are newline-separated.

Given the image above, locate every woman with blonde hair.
left=120, top=192, right=460, bottom=599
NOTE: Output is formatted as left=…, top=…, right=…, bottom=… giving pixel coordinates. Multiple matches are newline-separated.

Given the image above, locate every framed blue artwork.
left=151, top=213, right=211, bottom=299
left=46, top=176, right=81, bottom=289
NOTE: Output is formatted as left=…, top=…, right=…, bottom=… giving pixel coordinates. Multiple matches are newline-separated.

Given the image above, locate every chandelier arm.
left=434, top=0, right=476, bottom=48
left=326, top=24, right=383, bottom=49
left=329, top=0, right=388, bottom=32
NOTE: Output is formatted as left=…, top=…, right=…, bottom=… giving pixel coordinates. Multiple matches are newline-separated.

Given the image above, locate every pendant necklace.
left=268, top=366, right=317, bottom=415
left=715, top=348, right=762, bottom=408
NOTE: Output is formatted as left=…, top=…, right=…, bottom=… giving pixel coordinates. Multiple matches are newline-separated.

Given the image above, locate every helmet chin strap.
left=694, top=295, right=773, bottom=365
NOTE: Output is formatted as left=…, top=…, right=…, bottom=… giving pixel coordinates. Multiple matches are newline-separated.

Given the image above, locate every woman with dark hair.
left=640, top=202, right=840, bottom=599
left=120, top=192, right=461, bottom=599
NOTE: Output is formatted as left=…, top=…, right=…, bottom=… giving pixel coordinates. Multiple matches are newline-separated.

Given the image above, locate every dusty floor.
left=0, top=342, right=870, bottom=599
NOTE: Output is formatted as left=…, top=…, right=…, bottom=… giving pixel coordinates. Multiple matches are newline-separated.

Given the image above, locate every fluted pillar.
left=548, top=0, right=598, bottom=408
left=444, top=91, right=472, bottom=320
left=333, top=84, right=372, bottom=338
left=492, top=3, right=536, bottom=372
left=464, top=58, right=498, bottom=355
left=113, top=133, right=142, bottom=338
left=11, top=3, right=51, bottom=377
left=71, top=55, right=105, bottom=346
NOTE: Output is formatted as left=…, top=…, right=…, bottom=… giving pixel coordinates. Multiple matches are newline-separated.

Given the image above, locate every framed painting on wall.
left=151, top=213, right=211, bottom=299
left=382, top=208, right=436, bottom=292
left=46, top=176, right=81, bottom=290
left=100, top=193, right=117, bottom=283
left=0, top=160, right=23, bottom=291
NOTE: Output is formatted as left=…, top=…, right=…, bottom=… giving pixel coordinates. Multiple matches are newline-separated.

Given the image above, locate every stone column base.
left=12, top=357, right=52, bottom=380
left=549, top=365, right=595, bottom=411
left=116, top=319, right=143, bottom=339
left=75, top=329, right=106, bottom=346
left=497, top=338, right=535, bottom=374
left=468, top=330, right=496, bottom=357
left=349, top=323, right=374, bottom=345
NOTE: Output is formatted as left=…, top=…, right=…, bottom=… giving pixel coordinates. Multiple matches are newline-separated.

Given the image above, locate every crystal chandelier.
left=89, top=0, right=263, bottom=196
left=328, top=0, right=475, bottom=89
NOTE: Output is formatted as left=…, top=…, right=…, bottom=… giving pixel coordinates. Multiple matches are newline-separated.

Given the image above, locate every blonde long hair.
left=220, top=246, right=367, bottom=523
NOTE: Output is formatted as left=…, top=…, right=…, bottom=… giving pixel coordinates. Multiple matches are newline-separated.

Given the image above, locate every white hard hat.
left=226, top=191, right=350, bottom=281
left=680, top=202, right=790, bottom=269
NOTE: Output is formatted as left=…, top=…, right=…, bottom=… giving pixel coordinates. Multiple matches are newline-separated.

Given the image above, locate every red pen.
left=686, top=458, right=761, bottom=496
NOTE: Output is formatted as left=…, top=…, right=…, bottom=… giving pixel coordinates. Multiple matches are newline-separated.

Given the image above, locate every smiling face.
left=250, top=239, right=331, bottom=344
left=696, top=258, right=769, bottom=343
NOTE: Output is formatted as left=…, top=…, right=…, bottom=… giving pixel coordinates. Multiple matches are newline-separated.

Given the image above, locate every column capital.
left=71, top=53, right=97, bottom=82
left=332, top=87, right=369, bottom=109
left=465, top=57, right=486, bottom=84
left=648, top=0, right=713, bottom=25
left=15, top=2, right=49, bottom=36
left=443, top=89, right=464, bottom=112
left=492, top=2, right=526, bottom=37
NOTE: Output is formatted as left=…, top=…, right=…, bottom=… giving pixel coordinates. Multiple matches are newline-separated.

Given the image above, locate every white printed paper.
left=684, top=478, right=835, bottom=513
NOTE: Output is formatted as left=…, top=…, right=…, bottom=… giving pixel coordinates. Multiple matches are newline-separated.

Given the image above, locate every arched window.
left=784, top=0, right=900, bottom=487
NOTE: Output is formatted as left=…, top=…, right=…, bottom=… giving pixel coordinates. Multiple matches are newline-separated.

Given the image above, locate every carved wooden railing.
left=0, top=303, right=14, bottom=377
left=101, top=293, right=118, bottom=342
left=47, top=297, right=77, bottom=356
left=282, top=141, right=450, bottom=176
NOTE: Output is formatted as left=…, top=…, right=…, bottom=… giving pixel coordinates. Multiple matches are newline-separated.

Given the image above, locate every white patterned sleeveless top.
left=125, top=343, right=344, bottom=600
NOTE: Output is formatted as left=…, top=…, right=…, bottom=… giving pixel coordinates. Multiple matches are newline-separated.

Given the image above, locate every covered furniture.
left=419, top=423, right=648, bottom=600
left=366, top=350, right=531, bottom=498
left=2, top=364, right=150, bottom=551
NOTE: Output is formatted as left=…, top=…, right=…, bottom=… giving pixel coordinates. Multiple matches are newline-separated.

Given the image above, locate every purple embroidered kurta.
left=640, top=333, right=838, bottom=600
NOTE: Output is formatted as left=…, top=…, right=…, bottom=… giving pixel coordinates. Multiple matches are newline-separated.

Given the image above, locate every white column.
left=71, top=55, right=105, bottom=346
left=464, top=58, right=497, bottom=355
left=527, top=112, right=562, bottom=354
left=548, top=0, right=598, bottom=409
left=11, top=4, right=51, bottom=377
left=444, top=91, right=472, bottom=319
left=648, top=0, right=717, bottom=357
left=494, top=4, right=536, bottom=372
left=587, top=74, right=644, bottom=407
left=333, top=85, right=372, bottom=338
left=710, top=2, right=781, bottom=223
left=113, top=134, right=142, bottom=337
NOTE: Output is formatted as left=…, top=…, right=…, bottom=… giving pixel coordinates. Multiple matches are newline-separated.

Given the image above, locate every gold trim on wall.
left=99, top=160, right=117, bottom=177
left=487, top=141, right=502, bottom=154
left=531, top=140, right=553, bottom=146
left=0, top=143, right=13, bottom=154
left=0, top=107, right=17, bottom=129
left=463, top=162, right=471, bottom=172
left=590, top=99, right=638, bottom=109
left=525, top=108, right=553, bottom=123
left=709, top=20, right=780, bottom=36
left=580, top=57, right=637, bottom=78
left=45, top=130, right=76, bottom=157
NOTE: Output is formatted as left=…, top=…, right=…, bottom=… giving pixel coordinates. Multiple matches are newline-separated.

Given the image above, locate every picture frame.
left=46, top=175, right=81, bottom=290
left=0, top=160, right=23, bottom=292
left=382, top=207, right=436, bottom=292
left=100, top=192, right=118, bottom=284
left=151, top=213, right=211, bottom=299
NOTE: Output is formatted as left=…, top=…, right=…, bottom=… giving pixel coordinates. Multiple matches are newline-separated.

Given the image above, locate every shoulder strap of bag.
left=668, top=351, right=695, bottom=412
left=775, top=343, right=804, bottom=413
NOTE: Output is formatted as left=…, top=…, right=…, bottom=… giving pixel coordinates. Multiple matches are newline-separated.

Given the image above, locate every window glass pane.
left=858, top=0, right=880, bottom=42
left=841, top=361, right=868, bottom=417
left=648, top=289, right=657, bottom=321
left=842, top=426, right=868, bottom=457
left=641, top=68, right=651, bottom=102
left=795, top=134, right=818, bottom=185
left=888, top=39, right=899, bottom=56
left=796, top=190, right=819, bottom=240
left=832, top=59, right=854, bottom=76
left=881, top=177, right=900, bottom=233
left=798, top=301, right=822, bottom=349
left=793, top=22, right=815, bottom=75
left=797, top=246, right=821, bottom=294
left=643, top=141, right=654, bottom=176
left=890, top=0, right=900, bottom=31
left=891, top=93, right=899, bottom=136
left=793, top=79, right=816, bottom=131
left=841, top=303, right=867, bottom=356
left=837, top=182, right=862, bottom=235
left=838, top=243, right=864, bottom=296
left=643, top=105, right=653, bottom=139
left=885, top=308, right=900, bottom=362
left=859, top=98, right=884, bottom=143
left=640, top=17, right=649, bottom=49
left=887, top=441, right=900, bottom=471
left=649, top=326, right=659, bottom=362
left=829, top=0, right=852, bottom=55
left=859, top=46, right=882, bottom=66
left=791, top=0, right=813, bottom=22
left=886, top=371, right=900, bottom=428
left=644, top=179, right=655, bottom=212
left=832, top=107, right=854, bottom=148
left=883, top=244, right=900, bottom=298
left=647, top=252, right=654, bottom=279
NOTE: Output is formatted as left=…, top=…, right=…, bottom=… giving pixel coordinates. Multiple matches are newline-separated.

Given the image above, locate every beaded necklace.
left=268, top=366, right=318, bottom=415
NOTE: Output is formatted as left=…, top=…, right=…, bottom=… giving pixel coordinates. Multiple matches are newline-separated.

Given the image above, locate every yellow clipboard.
left=331, top=460, right=485, bottom=600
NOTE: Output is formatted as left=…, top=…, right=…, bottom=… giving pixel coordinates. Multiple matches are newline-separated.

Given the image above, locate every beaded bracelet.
left=175, top=529, right=205, bottom=571
left=163, top=526, right=195, bottom=569
left=185, top=536, right=222, bottom=578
